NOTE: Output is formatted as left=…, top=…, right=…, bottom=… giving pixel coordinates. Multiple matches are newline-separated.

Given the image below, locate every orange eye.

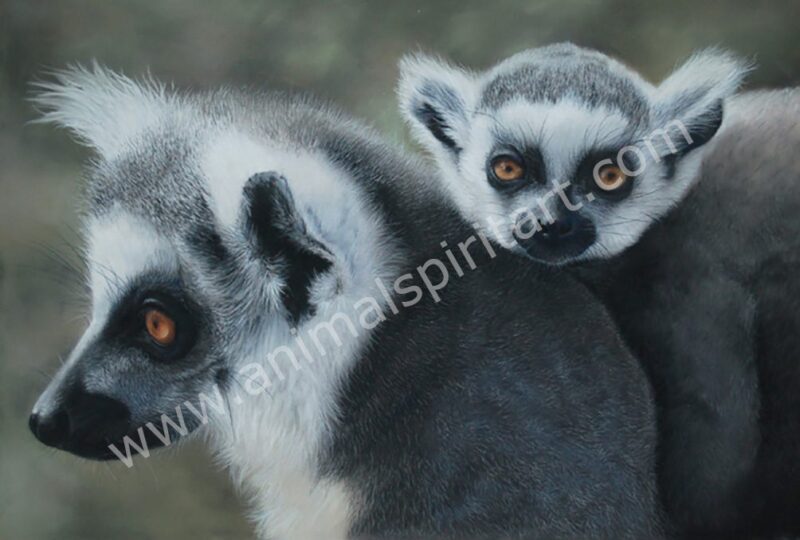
left=145, top=309, right=176, bottom=346
left=492, top=156, right=525, bottom=182
left=594, top=164, right=629, bottom=191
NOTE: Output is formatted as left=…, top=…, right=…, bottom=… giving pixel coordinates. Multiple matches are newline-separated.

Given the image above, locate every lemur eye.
left=144, top=308, right=176, bottom=346
left=594, top=164, right=629, bottom=191
left=491, top=156, right=525, bottom=182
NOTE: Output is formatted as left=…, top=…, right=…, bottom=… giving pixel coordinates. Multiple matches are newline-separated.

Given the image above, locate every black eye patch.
left=485, top=143, right=547, bottom=192
left=102, top=273, right=202, bottom=362
left=574, top=147, right=640, bottom=201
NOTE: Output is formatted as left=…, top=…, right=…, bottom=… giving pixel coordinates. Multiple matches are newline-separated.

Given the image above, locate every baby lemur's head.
left=399, top=43, right=748, bottom=264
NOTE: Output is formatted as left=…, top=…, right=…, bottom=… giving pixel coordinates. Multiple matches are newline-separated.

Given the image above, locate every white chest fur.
left=208, top=312, right=366, bottom=540
left=200, top=129, right=402, bottom=539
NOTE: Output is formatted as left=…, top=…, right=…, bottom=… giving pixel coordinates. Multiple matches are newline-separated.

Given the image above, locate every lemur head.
left=399, top=43, right=749, bottom=264
left=28, top=65, right=391, bottom=460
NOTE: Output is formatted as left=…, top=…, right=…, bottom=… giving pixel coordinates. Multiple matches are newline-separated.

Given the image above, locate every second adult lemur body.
left=400, top=43, right=800, bottom=536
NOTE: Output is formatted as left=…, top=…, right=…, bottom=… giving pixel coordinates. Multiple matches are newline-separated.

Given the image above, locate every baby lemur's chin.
left=400, top=43, right=800, bottom=536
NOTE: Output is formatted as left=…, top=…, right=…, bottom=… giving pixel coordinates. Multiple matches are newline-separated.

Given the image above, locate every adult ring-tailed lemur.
left=399, top=42, right=800, bottom=537
left=28, top=66, right=663, bottom=539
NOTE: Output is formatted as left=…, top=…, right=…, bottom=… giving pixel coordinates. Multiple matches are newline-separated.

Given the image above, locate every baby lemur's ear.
left=398, top=53, right=478, bottom=159
left=652, top=49, right=751, bottom=155
left=242, top=172, right=334, bottom=323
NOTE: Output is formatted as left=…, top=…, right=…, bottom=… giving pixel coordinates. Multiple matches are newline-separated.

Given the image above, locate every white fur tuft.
left=654, top=48, right=752, bottom=124
left=397, top=53, right=479, bottom=158
left=30, top=62, right=174, bottom=157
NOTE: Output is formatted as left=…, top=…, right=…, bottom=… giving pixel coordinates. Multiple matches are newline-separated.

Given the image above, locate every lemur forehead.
left=86, top=209, right=179, bottom=318
left=479, top=46, right=650, bottom=123
left=87, top=124, right=213, bottom=232
left=489, top=99, right=632, bottom=157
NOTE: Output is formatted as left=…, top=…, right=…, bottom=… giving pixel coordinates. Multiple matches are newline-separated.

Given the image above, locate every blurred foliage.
left=1, top=0, right=798, bottom=538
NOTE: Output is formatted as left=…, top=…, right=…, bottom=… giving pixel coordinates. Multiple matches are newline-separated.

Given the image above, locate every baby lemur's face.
left=400, top=44, right=747, bottom=265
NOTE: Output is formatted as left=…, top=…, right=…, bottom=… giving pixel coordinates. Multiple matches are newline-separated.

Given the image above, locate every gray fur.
left=398, top=43, right=748, bottom=265
left=402, top=42, right=800, bottom=536
left=578, top=89, right=800, bottom=535
left=29, top=66, right=664, bottom=538
left=479, top=43, right=650, bottom=123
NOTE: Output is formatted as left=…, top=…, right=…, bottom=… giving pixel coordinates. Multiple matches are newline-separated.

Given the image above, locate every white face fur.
left=29, top=65, right=400, bottom=537
left=399, top=44, right=749, bottom=265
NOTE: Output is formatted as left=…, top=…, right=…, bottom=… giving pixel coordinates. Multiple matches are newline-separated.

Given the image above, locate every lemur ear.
left=652, top=49, right=751, bottom=155
left=397, top=53, right=477, bottom=159
left=30, top=63, right=168, bottom=158
left=242, top=172, right=334, bottom=323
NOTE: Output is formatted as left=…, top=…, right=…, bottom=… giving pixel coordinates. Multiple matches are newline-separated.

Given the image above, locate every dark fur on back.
left=30, top=70, right=664, bottom=537
left=577, top=89, right=800, bottom=536
left=325, top=250, right=662, bottom=538
left=299, top=114, right=665, bottom=536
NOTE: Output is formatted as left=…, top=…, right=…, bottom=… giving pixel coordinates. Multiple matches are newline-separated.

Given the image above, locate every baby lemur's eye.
left=594, top=164, right=629, bottom=192
left=144, top=308, right=177, bottom=346
left=491, top=156, right=525, bottom=183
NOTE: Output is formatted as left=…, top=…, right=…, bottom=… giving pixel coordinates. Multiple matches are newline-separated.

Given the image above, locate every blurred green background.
left=1, top=0, right=798, bottom=538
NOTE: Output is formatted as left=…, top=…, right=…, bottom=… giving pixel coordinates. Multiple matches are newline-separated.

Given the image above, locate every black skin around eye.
left=102, top=274, right=200, bottom=362
left=576, top=147, right=639, bottom=201
left=486, top=145, right=547, bottom=191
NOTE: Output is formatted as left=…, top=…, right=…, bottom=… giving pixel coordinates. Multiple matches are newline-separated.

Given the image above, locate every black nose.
left=537, top=215, right=576, bottom=243
left=29, top=409, right=71, bottom=448
left=29, top=390, right=132, bottom=458
left=514, top=211, right=596, bottom=263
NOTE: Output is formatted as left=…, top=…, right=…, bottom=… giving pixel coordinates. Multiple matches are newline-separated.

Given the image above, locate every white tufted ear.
left=30, top=62, right=173, bottom=158
left=651, top=49, right=751, bottom=153
left=397, top=53, right=479, bottom=160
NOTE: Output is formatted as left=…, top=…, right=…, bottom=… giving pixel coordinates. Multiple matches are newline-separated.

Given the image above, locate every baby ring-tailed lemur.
left=399, top=43, right=800, bottom=536
left=28, top=65, right=663, bottom=538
